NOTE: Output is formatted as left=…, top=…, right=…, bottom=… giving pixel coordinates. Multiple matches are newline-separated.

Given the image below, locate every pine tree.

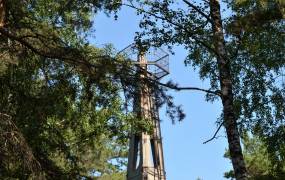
left=224, top=133, right=285, bottom=180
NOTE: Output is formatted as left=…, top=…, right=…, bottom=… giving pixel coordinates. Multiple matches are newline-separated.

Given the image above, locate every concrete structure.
left=120, top=45, right=169, bottom=180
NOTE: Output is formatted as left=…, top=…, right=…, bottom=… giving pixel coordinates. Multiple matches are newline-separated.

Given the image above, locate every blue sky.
left=91, top=6, right=232, bottom=180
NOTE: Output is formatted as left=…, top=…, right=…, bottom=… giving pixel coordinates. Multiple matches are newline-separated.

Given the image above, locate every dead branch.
left=203, top=121, right=224, bottom=144
left=154, top=80, right=221, bottom=96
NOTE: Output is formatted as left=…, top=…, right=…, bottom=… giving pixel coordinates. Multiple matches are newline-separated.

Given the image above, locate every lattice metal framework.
left=118, top=43, right=169, bottom=79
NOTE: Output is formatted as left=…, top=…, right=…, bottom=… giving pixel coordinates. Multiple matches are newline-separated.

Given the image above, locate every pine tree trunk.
left=209, top=0, right=247, bottom=179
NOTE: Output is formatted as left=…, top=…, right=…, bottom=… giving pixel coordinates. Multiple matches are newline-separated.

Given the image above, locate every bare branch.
left=153, top=80, right=221, bottom=96
left=117, top=63, right=221, bottom=96
left=203, top=121, right=224, bottom=144
left=202, top=0, right=210, bottom=3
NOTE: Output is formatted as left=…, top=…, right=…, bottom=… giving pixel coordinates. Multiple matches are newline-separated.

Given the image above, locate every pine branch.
left=0, top=27, right=105, bottom=74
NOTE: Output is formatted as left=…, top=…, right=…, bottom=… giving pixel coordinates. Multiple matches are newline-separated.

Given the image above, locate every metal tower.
left=119, top=44, right=169, bottom=180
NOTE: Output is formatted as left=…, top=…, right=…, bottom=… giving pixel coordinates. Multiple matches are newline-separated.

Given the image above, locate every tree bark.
left=0, top=0, right=6, bottom=28
left=209, top=0, right=247, bottom=179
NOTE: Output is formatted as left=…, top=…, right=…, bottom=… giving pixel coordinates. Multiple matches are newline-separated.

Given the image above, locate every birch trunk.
left=209, top=0, right=247, bottom=179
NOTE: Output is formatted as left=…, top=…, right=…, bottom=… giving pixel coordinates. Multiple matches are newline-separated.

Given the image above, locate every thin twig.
left=203, top=121, right=224, bottom=144
left=155, top=80, right=221, bottom=96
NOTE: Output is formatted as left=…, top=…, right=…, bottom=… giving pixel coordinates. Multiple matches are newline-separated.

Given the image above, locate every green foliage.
left=224, top=0, right=285, bottom=164
left=127, top=1, right=285, bottom=178
left=224, top=134, right=285, bottom=180
left=130, top=0, right=285, bottom=168
left=0, top=47, right=131, bottom=179
left=0, top=0, right=122, bottom=71
left=0, top=1, right=134, bottom=173
left=98, top=172, right=125, bottom=180
left=1, top=1, right=184, bottom=179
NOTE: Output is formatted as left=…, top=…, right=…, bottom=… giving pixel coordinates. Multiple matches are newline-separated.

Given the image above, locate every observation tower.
left=119, top=44, right=169, bottom=180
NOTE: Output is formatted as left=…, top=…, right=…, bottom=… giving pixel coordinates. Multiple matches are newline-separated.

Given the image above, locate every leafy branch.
left=121, top=2, right=218, bottom=57
left=182, top=0, right=213, bottom=24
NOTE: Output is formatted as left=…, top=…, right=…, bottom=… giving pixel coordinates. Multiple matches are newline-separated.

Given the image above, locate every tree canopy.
left=224, top=133, right=285, bottom=180
left=0, top=0, right=284, bottom=179
left=0, top=0, right=129, bottom=179
left=0, top=0, right=184, bottom=178
left=120, top=0, right=284, bottom=179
